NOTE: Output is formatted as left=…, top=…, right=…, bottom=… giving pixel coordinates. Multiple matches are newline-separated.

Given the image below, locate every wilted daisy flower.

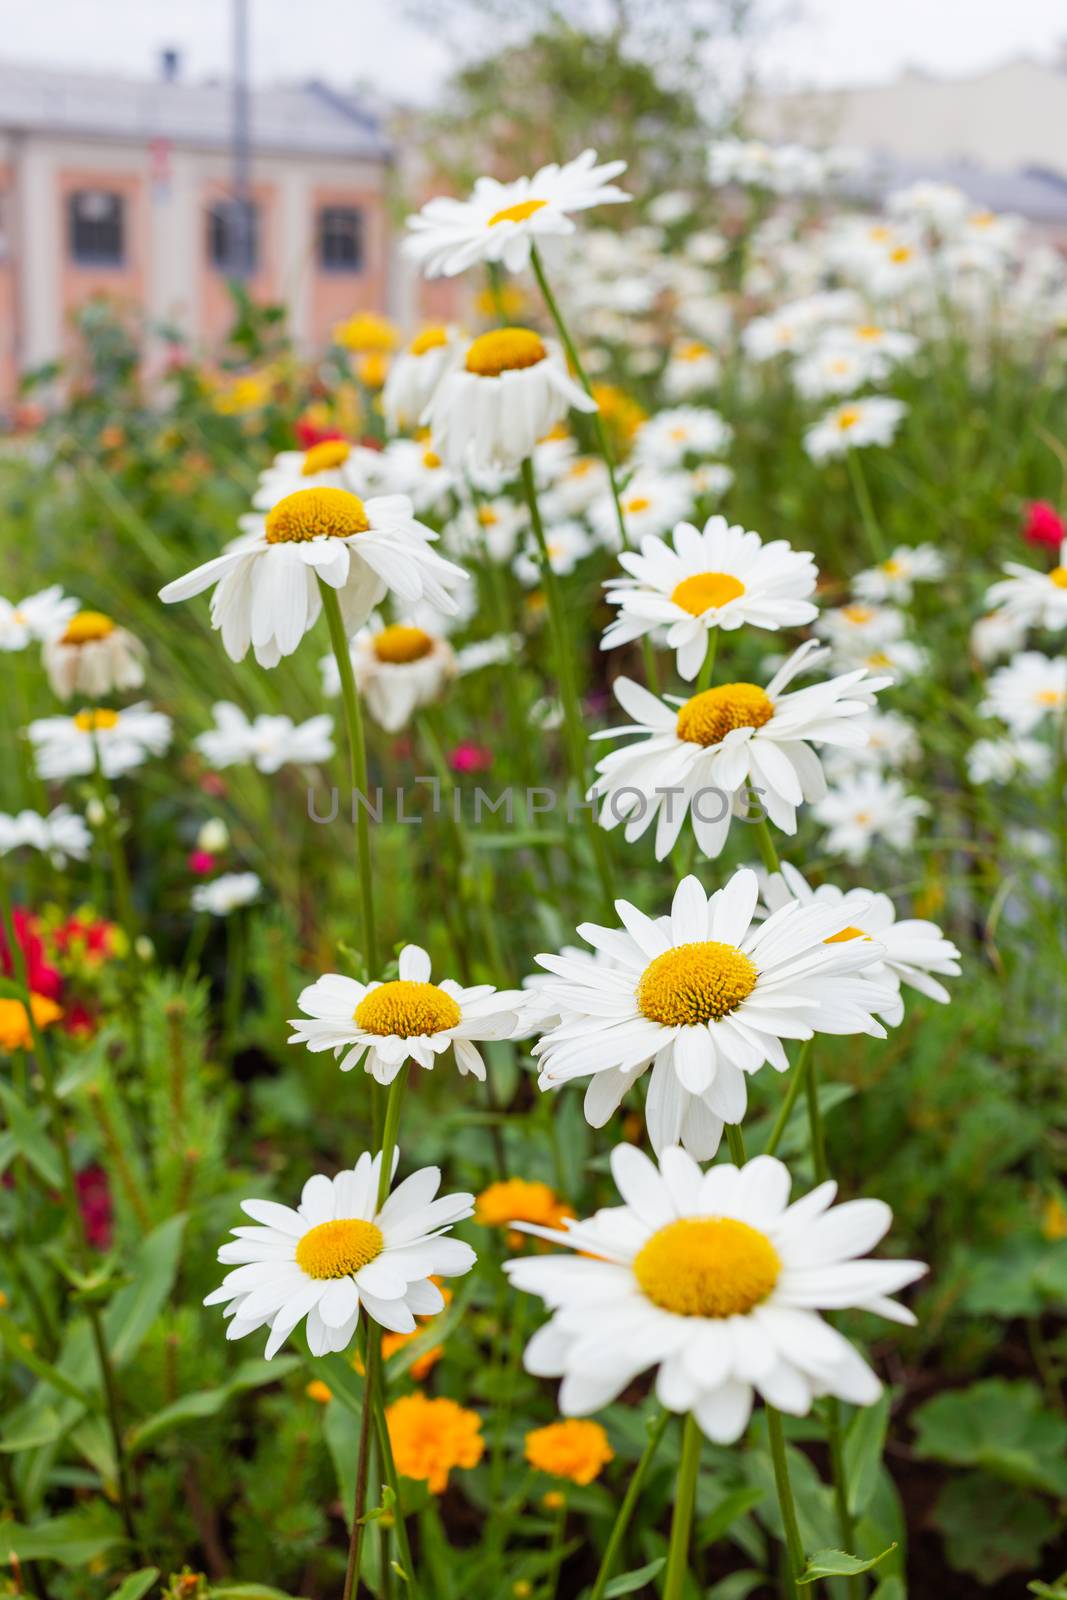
left=404, top=150, right=629, bottom=278
left=525, top=1419, right=613, bottom=1485
left=761, top=863, right=960, bottom=1014
left=853, top=545, right=945, bottom=603
left=602, top=518, right=819, bottom=680
left=985, top=541, right=1067, bottom=631
left=426, top=329, right=596, bottom=474
left=966, top=735, right=1052, bottom=786
left=592, top=641, right=889, bottom=858
left=27, top=704, right=172, bottom=781
left=387, top=1394, right=485, bottom=1492
left=813, top=772, right=929, bottom=863
left=804, top=397, right=906, bottom=462
left=159, top=488, right=467, bottom=668
left=980, top=652, right=1067, bottom=732
left=0, top=806, right=91, bottom=863
left=347, top=620, right=458, bottom=732
left=382, top=326, right=463, bottom=430
left=632, top=408, right=732, bottom=470
left=205, top=1150, right=476, bottom=1354
left=590, top=471, right=693, bottom=549
left=663, top=340, right=721, bottom=400
left=513, top=521, right=593, bottom=587
left=195, top=703, right=334, bottom=773
left=191, top=872, right=262, bottom=917
left=505, top=1143, right=926, bottom=1440
left=43, top=610, right=147, bottom=700
left=532, top=870, right=896, bottom=1157
left=290, top=943, right=524, bottom=1085
left=0, top=586, right=79, bottom=652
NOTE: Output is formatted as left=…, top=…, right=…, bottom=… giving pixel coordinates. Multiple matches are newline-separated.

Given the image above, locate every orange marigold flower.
left=475, top=1179, right=573, bottom=1246
left=0, top=993, right=62, bottom=1053
left=305, top=1379, right=333, bottom=1404
left=524, top=1419, right=614, bottom=1485
left=386, top=1393, right=484, bottom=1494
left=381, top=1330, right=445, bottom=1380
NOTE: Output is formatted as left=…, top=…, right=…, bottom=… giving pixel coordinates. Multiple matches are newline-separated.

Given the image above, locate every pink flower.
left=1023, top=501, right=1065, bottom=550
left=450, top=742, right=493, bottom=774
left=188, top=851, right=216, bottom=876
left=76, top=1164, right=113, bottom=1250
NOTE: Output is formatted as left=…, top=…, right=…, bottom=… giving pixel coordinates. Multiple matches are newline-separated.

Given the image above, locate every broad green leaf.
left=0, top=1081, right=62, bottom=1187
left=209, top=1589, right=308, bottom=1600
left=103, top=1213, right=187, bottom=1367
left=696, top=1484, right=765, bottom=1548
left=0, top=1504, right=125, bottom=1567
left=707, top=1575, right=768, bottom=1600
left=912, top=1379, right=1067, bottom=1495
left=844, top=1392, right=890, bottom=1517
left=798, top=1545, right=896, bottom=1583
left=110, top=1569, right=160, bottom=1600
left=128, top=1356, right=299, bottom=1451
left=603, top=1558, right=666, bottom=1596
left=1029, top=1584, right=1067, bottom=1598
left=933, top=1472, right=1058, bottom=1584
left=0, top=1407, right=64, bottom=1453
left=0, top=1316, right=95, bottom=1406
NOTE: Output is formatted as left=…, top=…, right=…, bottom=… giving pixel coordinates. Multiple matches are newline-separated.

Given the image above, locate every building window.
left=318, top=206, right=364, bottom=273
left=68, top=191, right=125, bottom=266
left=208, top=199, right=259, bottom=275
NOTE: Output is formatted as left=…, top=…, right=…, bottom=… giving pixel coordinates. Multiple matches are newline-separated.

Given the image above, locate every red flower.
left=1, top=910, right=62, bottom=1001
left=449, top=742, right=493, bottom=774
left=188, top=850, right=216, bottom=876
left=51, top=913, right=119, bottom=965
left=294, top=417, right=346, bottom=450
left=1023, top=501, right=1065, bottom=550
left=76, top=1165, right=113, bottom=1250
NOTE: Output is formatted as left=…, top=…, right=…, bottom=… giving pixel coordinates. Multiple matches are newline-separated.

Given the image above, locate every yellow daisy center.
left=295, top=1218, right=384, bottom=1280
left=265, top=487, right=370, bottom=543
left=624, top=495, right=651, bottom=514
left=676, top=682, right=774, bottom=747
left=355, top=980, right=462, bottom=1038
left=465, top=328, right=547, bottom=377
left=1049, top=566, right=1067, bottom=589
left=634, top=1217, right=781, bottom=1317
left=410, top=326, right=449, bottom=356
left=1036, top=688, right=1065, bottom=707
left=62, top=610, right=116, bottom=645
left=880, top=558, right=903, bottom=577
left=855, top=325, right=884, bottom=341
left=889, top=246, right=913, bottom=264
left=836, top=406, right=862, bottom=431
left=842, top=604, right=873, bottom=624
left=637, top=941, right=759, bottom=1026
left=488, top=198, right=547, bottom=228
left=824, top=925, right=868, bottom=944
left=302, top=439, right=351, bottom=475
left=477, top=505, right=499, bottom=526
left=671, top=571, right=746, bottom=616
left=373, top=625, right=436, bottom=665
left=74, top=708, right=120, bottom=732
left=678, top=342, right=710, bottom=361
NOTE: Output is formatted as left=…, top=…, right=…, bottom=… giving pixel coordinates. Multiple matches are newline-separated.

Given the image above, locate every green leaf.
left=0, top=1316, right=96, bottom=1406
left=696, top=1485, right=765, bottom=1548
left=912, top=1379, right=1067, bottom=1495
left=103, top=1213, right=187, bottom=1368
left=603, top=1558, right=666, bottom=1596
left=209, top=1586, right=308, bottom=1599
left=0, top=1081, right=63, bottom=1187
left=707, top=1575, right=768, bottom=1600
left=1029, top=1583, right=1067, bottom=1598
left=933, top=1472, right=1058, bottom=1584
left=0, top=1504, right=125, bottom=1567
left=844, top=1392, right=891, bottom=1517
left=128, top=1357, right=299, bottom=1450
left=797, top=1545, right=896, bottom=1583
left=110, top=1569, right=160, bottom=1600
left=0, top=1407, right=65, bottom=1453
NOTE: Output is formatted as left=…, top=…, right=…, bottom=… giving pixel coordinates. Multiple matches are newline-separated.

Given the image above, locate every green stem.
left=663, top=1413, right=702, bottom=1600
left=767, top=1405, right=806, bottom=1597
left=0, top=860, right=141, bottom=1555
left=725, top=1123, right=747, bottom=1165
left=319, top=580, right=378, bottom=975
left=529, top=244, right=630, bottom=551
left=753, top=816, right=782, bottom=875
left=376, top=1065, right=408, bottom=1209
left=587, top=1409, right=670, bottom=1600
left=372, top=1388, right=419, bottom=1599
left=846, top=450, right=886, bottom=563
left=763, top=1041, right=813, bottom=1158
left=343, top=1326, right=381, bottom=1600
left=694, top=630, right=718, bottom=695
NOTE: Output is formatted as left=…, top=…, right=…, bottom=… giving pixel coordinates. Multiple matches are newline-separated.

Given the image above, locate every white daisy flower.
left=348, top=622, right=458, bottom=732
left=191, top=872, right=262, bottom=916
left=980, top=651, right=1067, bottom=733
left=812, top=772, right=929, bottom=863
left=804, top=398, right=906, bottom=462
left=970, top=609, right=1029, bottom=664
left=589, top=472, right=694, bottom=550
left=158, top=488, right=468, bottom=669
left=426, top=328, right=596, bottom=476
left=662, top=340, right=721, bottom=401
left=853, top=545, right=946, bottom=604
left=822, top=323, right=918, bottom=366
left=689, top=463, right=734, bottom=501
left=27, top=704, right=172, bottom=782
left=205, top=1150, right=476, bottom=1355
left=887, top=181, right=970, bottom=231
left=792, top=346, right=879, bottom=400
left=42, top=610, right=147, bottom=700
left=252, top=439, right=365, bottom=510
left=592, top=641, right=889, bottom=859
left=985, top=540, right=1067, bottom=631
left=0, top=586, right=80, bottom=652
left=0, top=805, right=91, bottom=863
left=513, top=521, right=593, bottom=588
left=446, top=497, right=529, bottom=565
left=632, top=408, right=732, bottom=471
left=403, top=149, right=629, bottom=278
left=368, top=438, right=456, bottom=516
left=505, top=1143, right=926, bottom=1441
left=821, top=708, right=919, bottom=777
left=194, top=703, right=334, bottom=774
left=382, top=326, right=463, bottom=431
left=289, top=943, right=525, bottom=1086
left=761, top=863, right=960, bottom=1015
left=815, top=602, right=904, bottom=658
left=966, top=734, right=1051, bottom=786
left=602, top=517, right=819, bottom=680
left=532, top=870, right=897, bottom=1158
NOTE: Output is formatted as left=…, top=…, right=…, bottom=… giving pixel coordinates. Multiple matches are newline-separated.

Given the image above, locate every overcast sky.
left=0, top=0, right=1060, bottom=100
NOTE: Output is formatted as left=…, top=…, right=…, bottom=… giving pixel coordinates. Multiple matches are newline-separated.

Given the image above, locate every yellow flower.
left=475, top=283, right=527, bottom=321
left=356, top=352, right=389, bottom=390
left=386, top=1393, right=484, bottom=1494
left=591, top=382, right=646, bottom=449
left=475, top=1179, right=573, bottom=1247
left=334, top=312, right=399, bottom=354
left=0, top=994, right=63, bottom=1053
left=525, top=1419, right=614, bottom=1485
left=1042, top=1193, right=1067, bottom=1242
left=305, top=1379, right=333, bottom=1404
